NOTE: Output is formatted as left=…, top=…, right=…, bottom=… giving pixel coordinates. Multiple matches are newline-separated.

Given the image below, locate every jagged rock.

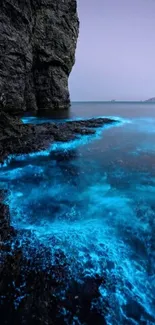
left=0, top=114, right=117, bottom=165
left=0, top=0, right=79, bottom=114
left=0, top=110, right=23, bottom=138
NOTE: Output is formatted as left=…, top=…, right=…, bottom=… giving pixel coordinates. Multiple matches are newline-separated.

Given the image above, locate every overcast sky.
left=69, top=0, right=155, bottom=101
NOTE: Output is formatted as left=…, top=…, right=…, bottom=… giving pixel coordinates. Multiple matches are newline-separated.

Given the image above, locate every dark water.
left=1, top=102, right=155, bottom=324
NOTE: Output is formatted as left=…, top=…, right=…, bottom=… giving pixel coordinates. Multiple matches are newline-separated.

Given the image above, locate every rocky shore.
left=0, top=193, right=107, bottom=325
left=0, top=111, right=116, bottom=325
left=0, top=109, right=116, bottom=165
left=0, top=1, right=116, bottom=322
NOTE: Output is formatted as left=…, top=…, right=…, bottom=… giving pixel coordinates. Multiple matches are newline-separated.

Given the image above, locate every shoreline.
left=0, top=113, right=118, bottom=324
left=1, top=114, right=155, bottom=325
left=0, top=112, right=117, bottom=165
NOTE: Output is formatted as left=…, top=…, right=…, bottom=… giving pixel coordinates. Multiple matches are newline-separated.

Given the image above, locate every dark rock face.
left=0, top=0, right=79, bottom=114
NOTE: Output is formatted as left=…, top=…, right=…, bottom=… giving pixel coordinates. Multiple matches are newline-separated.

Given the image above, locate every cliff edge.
left=0, top=0, right=79, bottom=114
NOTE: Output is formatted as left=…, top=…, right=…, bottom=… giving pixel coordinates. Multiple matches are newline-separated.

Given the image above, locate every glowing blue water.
left=1, top=108, right=155, bottom=324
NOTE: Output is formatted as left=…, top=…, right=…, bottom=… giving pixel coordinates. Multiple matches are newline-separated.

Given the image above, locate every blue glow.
left=1, top=116, right=125, bottom=168
left=1, top=116, right=155, bottom=324
left=21, top=115, right=128, bottom=125
left=21, top=116, right=70, bottom=124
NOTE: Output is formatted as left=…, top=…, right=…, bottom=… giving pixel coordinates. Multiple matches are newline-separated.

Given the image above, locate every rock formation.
left=0, top=114, right=117, bottom=165
left=0, top=0, right=79, bottom=114
left=0, top=3, right=120, bottom=324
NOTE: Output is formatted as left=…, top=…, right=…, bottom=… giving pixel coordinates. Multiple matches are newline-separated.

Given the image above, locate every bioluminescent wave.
left=1, top=116, right=125, bottom=168
left=0, top=116, right=155, bottom=324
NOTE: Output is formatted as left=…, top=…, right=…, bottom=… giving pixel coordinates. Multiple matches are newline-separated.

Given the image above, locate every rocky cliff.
left=0, top=0, right=79, bottom=114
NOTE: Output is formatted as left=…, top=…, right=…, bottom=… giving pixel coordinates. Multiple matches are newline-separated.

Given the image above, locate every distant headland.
left=145, top=97, right=155, bottom=102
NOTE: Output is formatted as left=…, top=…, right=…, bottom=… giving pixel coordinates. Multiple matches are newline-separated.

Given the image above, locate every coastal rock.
left=0, top=188, right=107, bottom=325
left=0, top=113, right=117, bottom=325
left=0, top=0, right=79, bottom=114
left=0, top=116, right=117, bottom=165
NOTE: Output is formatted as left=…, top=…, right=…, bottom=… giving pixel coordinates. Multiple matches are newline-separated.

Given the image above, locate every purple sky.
left=69, top=0, right=155, bottom=101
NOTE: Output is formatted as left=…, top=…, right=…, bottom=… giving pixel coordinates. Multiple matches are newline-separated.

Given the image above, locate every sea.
left=0, top=102, right=155, bottom=324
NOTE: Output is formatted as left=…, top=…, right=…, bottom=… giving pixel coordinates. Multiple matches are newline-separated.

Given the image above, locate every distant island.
left=145, top=97, right=155, bottom=102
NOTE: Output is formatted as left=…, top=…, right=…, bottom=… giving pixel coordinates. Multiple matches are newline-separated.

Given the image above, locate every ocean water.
left=1, top=102, right=155, bottom=324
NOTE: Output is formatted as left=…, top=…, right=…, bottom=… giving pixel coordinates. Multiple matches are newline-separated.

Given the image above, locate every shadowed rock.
left=0, top=0, right=79, bottom=113
left=0, top=111, right=117, bottom=164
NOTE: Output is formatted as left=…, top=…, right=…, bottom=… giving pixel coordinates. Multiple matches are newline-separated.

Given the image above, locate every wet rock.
left=0, top=201, right=10, bottom=242
left=0, top=110, right=117, bottom=324
left=59, top=276, right=107, bottom=325
left=0, top=183, right=111, bottom=325
left=0, top=112, right=117, bottom=165
left=0, top=0, right=79, bottom=113
left=0, top=237, right=107, bottom=325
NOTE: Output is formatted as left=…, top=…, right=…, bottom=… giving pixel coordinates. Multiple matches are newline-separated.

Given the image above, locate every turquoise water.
left=1, top=102, right=155, bottom=324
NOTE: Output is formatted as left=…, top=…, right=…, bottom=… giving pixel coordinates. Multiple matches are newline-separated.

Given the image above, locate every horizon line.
left=71, top=100, right=155, bottom=103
